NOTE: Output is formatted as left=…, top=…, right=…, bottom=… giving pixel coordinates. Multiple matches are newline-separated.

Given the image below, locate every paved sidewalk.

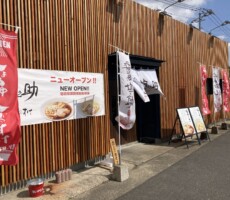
left=0, top=125, right=228, bottom=200
left=117, top=129, right=230, bottom=200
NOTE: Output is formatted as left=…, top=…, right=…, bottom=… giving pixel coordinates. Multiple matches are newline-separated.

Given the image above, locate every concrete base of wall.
left=221, top=123, right=228, bottom=130
left=211, top=126, right=219, bottom=134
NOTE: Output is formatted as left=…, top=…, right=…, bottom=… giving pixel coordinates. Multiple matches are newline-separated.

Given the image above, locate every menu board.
left=189, top=107, right=207, bottom=133
left=177, top=108, right=196, bottom=136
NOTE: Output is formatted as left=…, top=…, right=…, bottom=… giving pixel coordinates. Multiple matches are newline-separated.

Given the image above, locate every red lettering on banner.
left=49, top=76, right=97, bottom=84
left=0, top=28, right=20, bottom=165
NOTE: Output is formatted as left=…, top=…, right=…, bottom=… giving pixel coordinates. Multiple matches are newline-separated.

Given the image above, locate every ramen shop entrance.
left=108, top=53, right=164, bottom=144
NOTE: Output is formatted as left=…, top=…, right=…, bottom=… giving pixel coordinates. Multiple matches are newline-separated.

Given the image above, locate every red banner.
left=200, top=65, right=211, bottom=115
left=222, top=69, right=230, bottom=112
left=0, top=28, right=20, bottom=165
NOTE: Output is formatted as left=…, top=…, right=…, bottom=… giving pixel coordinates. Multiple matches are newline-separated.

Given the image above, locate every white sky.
left=134, top=0, right=209, bottom=23
left=133, top=0, right=230, bottom=45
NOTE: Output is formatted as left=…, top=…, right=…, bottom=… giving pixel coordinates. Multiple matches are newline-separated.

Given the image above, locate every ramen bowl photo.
left=43, top=100, right=72, bottom=121
left=195, top=120, right=206, bottom=132
left=81, top=100, right=101, bottom=116
left=183, top=124, right=194, bottom=136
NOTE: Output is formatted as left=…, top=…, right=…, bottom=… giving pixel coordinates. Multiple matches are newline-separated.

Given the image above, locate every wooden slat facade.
left=0, top=0, right=228, bottom=190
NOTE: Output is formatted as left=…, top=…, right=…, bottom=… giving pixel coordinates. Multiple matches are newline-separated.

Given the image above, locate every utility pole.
left=190, top=9, right=214, bottom=30
left=198, top=12, right=201, bottom=30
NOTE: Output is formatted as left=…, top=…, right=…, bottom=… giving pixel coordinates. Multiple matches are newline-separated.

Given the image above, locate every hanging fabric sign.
left=200, top=65, right=211, bottom=115
left=131, top=69, right=150, bottom=102
left=18, top=69, right=105, bottom=126
left=222, top=69, right=230, bottom=112
left=115, top=51, right=135, bottom=130
left=131, top=69, right=164, bottom=102
left=212, top=67, right=222, bottom=113
left=0, top=29, right=20, bottom=165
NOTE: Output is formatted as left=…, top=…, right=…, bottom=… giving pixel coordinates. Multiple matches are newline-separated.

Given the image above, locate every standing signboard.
left=169, top=107, right=201, bottom=148
left=177, top=108, right=196, bottom=136
left=110, top=138, right=119, bottom=165
left=188, top=106, right=210, bottom=140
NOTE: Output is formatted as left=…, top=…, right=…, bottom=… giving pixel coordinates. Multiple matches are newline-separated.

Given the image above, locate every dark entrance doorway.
left=108, top=53, right=164, bottom=143
left=136, top=93, right=161, bottom=143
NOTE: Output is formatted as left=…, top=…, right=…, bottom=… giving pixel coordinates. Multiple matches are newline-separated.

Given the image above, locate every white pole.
left=116, top=50, right=122, bottom=165
left=109, top=44, right=129, bottom=165
left=213, top=67, right=216, bottom=126
left=222, top=69, right=226, bottom=122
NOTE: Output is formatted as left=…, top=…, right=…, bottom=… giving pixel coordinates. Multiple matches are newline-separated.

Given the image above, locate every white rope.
left=109, top=44, right=129, bottom=54
left=0, top=23, right=21, bottom=33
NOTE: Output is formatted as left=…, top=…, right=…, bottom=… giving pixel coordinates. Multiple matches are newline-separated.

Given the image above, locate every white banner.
left=116, top=52, right=135, bottom=130
left=131, top=69, right=164, bottom=102
left=137, top=69, right=164, bottom=96
left=18, top=69, right=105, bottom=126
left=212, top=67, right=222, bottom=113
left=131, top=69, right=150, bottom=102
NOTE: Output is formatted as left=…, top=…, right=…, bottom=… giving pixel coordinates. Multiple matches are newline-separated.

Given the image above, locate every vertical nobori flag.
left=200, top=65, right=211, bottom=115
left=222, top=69, right=230, bottom=112
left=0, top=29, right=20, bottom=165
left=212, top=67, right=222, bottom=113
left=115, top=51, right=135, bottom=130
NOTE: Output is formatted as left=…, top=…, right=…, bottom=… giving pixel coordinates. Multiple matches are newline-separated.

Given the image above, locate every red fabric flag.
left=0, top=28, right=20, bottom=165
left=222, top=69, right=230, bottom=112
left=200, top=65, right=211, bottom=115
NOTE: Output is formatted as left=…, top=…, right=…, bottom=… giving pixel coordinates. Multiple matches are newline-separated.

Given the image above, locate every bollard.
left=67, top=169, right=72, bottom=180
left=55, top=171, right=62, bottom=183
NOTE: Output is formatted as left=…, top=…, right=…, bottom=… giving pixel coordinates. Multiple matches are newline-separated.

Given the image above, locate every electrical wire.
left=134, top=0, right=230, bottom=42
left=152, top=0, right=202, bottom=11
left=204, top=14, right=230, bottom=39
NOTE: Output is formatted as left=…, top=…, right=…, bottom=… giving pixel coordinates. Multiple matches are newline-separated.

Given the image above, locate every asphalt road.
left=117, top=132, right=230, bottom=200
left=75, top=132, right=230, bottom=200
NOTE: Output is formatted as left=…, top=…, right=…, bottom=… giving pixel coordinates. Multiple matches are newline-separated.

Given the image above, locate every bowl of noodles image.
left=42, top=99, right=73, bottom=121
left=183, top=124, right=194, bottom=136
left=79, top=98, right=101, bottom=116
left=195, top=120, right=206, bottom=132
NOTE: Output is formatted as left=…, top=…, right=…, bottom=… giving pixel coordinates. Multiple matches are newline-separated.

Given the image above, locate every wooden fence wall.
left=0, top=0, right=228, bottom=190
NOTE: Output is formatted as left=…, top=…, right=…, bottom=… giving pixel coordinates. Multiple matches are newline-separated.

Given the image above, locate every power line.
left=203, top=14, right=230, bottom=39
left=190, top=9, right=214, bottom=29
left=153, top=0, right=202, bottom=11
left=134, top=0, right=230, bottom=42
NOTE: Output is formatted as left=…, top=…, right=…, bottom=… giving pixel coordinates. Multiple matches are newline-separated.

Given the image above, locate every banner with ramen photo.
left=18, top=68, right=105, bottom=126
